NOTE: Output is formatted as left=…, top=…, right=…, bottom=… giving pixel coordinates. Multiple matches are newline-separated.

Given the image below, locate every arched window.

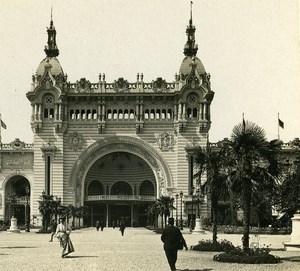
left=70, top=109, right=75, bottom=119
left=167, top=109, right=172, bottom=119
left=43, top=95, right=54, bottom=120
left=75, top=109, right=80, bottom=119
left=192, top=108, right=198, bottom=118
left=187, top=108, right=192, bottom=118
left=87, top=109, right=91, bottom=119
left=49, top=108, right=54, bottom=119
left=92, top=109, right=97, bottom=119
left=44, top=109, right=49, bottom=118
left=88, top=180, right=104, bottom=196
left=140, top=180, right=155, bottom=195
left=156, top=109, right=160, bottom=119
left=107, top=109, right=112, bottom=119
left=81, top=109, right=86, bottom=119
left=144, top=109, right=149, bottom=119
left=162, top=109, right=166, bottom=119
left=111, top=181, right=132, bottom=195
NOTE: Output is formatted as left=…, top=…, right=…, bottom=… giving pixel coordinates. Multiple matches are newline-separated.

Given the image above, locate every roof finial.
left=190, top=1, right=193, bottom=24
left=183, top=1, right=198, bottom=57
left=44, top=7, right=59, bottom=57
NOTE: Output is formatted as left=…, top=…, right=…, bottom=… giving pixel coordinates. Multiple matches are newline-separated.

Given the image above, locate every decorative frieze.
left=1, top=153, right=34, bottom=169
left=67, top=132, right=83, bottom=151
left=156, top=132, right=175, bottom=151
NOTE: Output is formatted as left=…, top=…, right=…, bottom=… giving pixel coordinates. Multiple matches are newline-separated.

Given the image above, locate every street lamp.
left=175, top=194, right=179, bottom=227
left=25, top=185, right=30, bottom=232
left=180, top=191, right=183, bottom=230
left=192, top=187, right=205, bottom=234
left=190, top=186, right=195, bottom=232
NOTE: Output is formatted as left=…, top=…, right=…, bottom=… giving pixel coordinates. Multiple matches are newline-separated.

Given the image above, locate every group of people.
left=49, top=216, right=188, bottom=270
left=95, top=219, right=126, bottom=236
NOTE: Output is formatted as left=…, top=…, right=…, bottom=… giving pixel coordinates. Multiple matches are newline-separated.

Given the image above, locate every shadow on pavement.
left=181, top=269, right=213, bottom=271
left=65, top=255, right=99, bottom=259
left=281, top=256, right=300, bottom=262
left=0, top=246, right=37, bottom=249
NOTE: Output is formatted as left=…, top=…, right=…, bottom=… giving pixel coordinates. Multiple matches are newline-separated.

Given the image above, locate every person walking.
left=119, top=220, right=126, bottom=236
left=55, top=217, right=75, bottom=258
left=100, top=220, right=105, bottom=231
left=161, top=217, right=188, bottom=271
left=49, top=219, right=57, bottom=242
left=95, top=220, right=100, bottom=231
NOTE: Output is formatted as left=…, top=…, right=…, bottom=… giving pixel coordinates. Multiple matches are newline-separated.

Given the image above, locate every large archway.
left=69, top=136, right=173, bottom=206
left=4, top=175, right=31, bottom=225
left=68, top=136, right=173, bottom=227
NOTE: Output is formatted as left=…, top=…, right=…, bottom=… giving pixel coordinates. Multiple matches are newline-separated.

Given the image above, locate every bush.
left=154, top=228, right=163, bottom=234
left=191, top=239, right=235, bottom=252
left=213, top=246, right=281, bottom=264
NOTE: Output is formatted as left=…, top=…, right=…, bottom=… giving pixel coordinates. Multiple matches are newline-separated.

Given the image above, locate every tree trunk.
left=212, top=206, right=218, bottom=242
left=242, top=182, right=252, bottom=250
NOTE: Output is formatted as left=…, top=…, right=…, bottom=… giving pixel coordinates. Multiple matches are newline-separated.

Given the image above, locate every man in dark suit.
left=161, top=217, right=188, bottom=271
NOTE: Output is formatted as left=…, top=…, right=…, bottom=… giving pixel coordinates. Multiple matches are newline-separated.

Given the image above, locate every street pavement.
left=0, top=227, right=299, bottom=271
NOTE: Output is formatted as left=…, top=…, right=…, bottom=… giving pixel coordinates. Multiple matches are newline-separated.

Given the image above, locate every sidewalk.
left=0, top=227, right=299, bottom=271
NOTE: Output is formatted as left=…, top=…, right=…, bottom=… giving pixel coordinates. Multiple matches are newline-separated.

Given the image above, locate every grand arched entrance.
left=4, top=175, right=31, bottom=226
left=84, top=152, right=156, bottom=227
left=68, top=136, right=173, bottom=227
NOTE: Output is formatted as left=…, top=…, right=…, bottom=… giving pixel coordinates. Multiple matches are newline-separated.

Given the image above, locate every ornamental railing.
left=86, top=195, right=156, bottom=201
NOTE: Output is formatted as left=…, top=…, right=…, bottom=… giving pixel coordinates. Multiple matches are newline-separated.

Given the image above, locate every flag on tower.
left=278, top=118, right=284, bottom=129
left=1, top=119, right=6, bottom=129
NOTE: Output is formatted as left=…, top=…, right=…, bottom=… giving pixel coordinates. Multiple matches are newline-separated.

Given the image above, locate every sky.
left=0, top=0, right=299, bottom=144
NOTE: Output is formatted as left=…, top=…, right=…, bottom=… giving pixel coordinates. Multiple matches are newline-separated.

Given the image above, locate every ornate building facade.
left=0, top=11, right=215, bottom=227
left=0, top=11, right=299, bottom=228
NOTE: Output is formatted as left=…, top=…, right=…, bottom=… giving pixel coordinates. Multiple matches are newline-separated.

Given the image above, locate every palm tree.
left=38, top=193, right=57, bottom=231
left=158, top=196, right=174, bottom=228
left=225, top=120, right=281, bottom=249
left=194, top=145, right=228, bottom=242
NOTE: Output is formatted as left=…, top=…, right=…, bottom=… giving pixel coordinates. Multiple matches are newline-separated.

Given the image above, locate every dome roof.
left=179, top=56, right=205, bottom=76
left=36, top=57, right=64, bottom=77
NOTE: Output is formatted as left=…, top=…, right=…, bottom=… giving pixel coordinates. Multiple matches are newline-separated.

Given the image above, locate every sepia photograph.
left=0, top=0, right=299, bottom=270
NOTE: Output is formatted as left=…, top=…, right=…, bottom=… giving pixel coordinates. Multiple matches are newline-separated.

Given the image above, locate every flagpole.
left=278, top=112, right=280, bottom=140
left=0, top=113, right=2, bottom=145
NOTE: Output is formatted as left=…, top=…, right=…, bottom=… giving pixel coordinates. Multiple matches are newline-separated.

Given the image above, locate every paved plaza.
left=0, top=227, right=299, bottom=271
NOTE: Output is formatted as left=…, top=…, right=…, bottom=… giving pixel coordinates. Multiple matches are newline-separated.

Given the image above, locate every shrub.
left=191, top=239, right=235, bottom=252
left=154, top=228, right=163, bottom=234
left=213, top=245, right=281, bottom=264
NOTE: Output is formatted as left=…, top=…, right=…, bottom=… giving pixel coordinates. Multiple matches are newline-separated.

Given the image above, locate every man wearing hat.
left=161, top=217, right=188, bottom=271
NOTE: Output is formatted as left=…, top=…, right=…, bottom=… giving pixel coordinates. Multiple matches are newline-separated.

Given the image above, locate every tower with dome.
left=1, top=6, right=216, bottom=227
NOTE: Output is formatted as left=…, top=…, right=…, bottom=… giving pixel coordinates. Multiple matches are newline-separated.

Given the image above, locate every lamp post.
left=180, top=191, right=183, bottom=230
left=192, top=188, right=205, bottom=234
left=25, top=185, right=30, bottom=232
left=190, top=186, right=195, bottom=232
left=175, top=194, right=179, bottom=227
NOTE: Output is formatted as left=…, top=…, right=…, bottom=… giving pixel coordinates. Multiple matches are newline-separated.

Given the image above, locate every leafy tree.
left=276, top=160, right=300, bottom=217
left=224, top=121, right=281, bottom=249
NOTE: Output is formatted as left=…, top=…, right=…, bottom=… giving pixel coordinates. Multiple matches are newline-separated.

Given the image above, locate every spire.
left=44, top=8, right=59, bottom=57
left=183, top=1, right=198, bottom=57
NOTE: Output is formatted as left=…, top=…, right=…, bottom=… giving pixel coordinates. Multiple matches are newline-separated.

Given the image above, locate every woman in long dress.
left=55, top=217, right=75, bottom=258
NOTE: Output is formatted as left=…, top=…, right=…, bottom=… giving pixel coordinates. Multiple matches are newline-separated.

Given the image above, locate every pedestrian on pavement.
left=95, top=220, right=100, bottom=231
left=112, top=220, right=115, bottom=229
left=49, top=219, right=57, bottom=242
left=100, top=220, right=105, bottom=231
left=161, top=217, right=188, bottom=271
left=119, top=220, right=126, bottom=236
left=55, top=217, right=75, bottom=258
